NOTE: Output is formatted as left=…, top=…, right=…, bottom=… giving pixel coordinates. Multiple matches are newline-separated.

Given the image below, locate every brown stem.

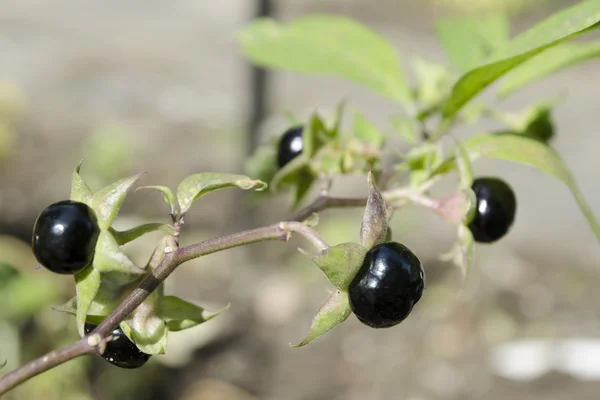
left=0, top=195, right=366, bottom=395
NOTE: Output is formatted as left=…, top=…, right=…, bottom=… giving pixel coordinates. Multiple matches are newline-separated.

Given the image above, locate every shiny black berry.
left=349, top=242, right=425, bottom=328
left=468, top=177, right=517, bottom=243
left=85, top=322, right=151, bottom=369
left=32, top=200, right=100, bottom=275
left=277, top=125, right=304, bottom=168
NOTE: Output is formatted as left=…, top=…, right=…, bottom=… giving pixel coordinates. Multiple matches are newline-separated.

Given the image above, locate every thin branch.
left=289, top=196, right=367, bottom=222
left=0, top=195, right=363, bottom=395
left=278, top=221, right=329, bottom=252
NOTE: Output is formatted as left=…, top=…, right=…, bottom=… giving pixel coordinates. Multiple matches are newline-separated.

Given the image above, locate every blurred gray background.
left=1, top=0, right=600, bottom=399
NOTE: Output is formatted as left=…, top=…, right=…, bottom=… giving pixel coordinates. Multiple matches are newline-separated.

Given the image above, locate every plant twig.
left=0, top=195, right=365, bottom=395
left=278, top=221, right=329, bottom=251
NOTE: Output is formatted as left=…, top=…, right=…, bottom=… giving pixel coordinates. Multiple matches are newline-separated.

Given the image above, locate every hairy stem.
left=278, top=221, right=329, bottom=252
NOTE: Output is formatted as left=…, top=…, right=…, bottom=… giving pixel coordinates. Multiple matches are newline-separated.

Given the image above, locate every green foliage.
left=238, top=15, right=413, bottom=105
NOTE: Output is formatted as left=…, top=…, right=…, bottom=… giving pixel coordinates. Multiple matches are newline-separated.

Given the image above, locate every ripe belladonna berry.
left=277, top=125, right=304, bottom=168
left=85, top=322, right=151, bottom=369
left=468, top=177, right=517, bottom=243
left=32, top=200, right=100, bottom=275
left=349, top=242, right=425, bottom=328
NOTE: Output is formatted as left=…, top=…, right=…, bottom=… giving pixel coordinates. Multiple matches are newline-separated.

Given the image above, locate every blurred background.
left=1, top=0, right=600, bottom=399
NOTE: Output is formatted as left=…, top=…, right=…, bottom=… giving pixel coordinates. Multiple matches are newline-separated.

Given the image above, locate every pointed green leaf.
left=157, top=295, right=228, bottom=332
left=436, top=14, right=510, bottom=72
left=329, top=100, right=347, bottom=138
left=360, top=172, right=389, bottom=249
left=121, top=291, right=168, bottom=355
left=93, top=231, right=145, bottom=274
left=442, top=1, right=600, bottom=121
left=292, top=289, right=351, bottom=347
left=303, top=242, right=367, bottom=290
left=135, top=185, right=177, bottom=215
left=239, top=15, right=412, bottom=105
left=177, top=173, right=267, bottom=215
left=352, top=110, right=385, bottom=148
left=110, top=223, right=177, bottom=246
left=71, top=162, right=93, bottom=205
left=464, top=133, right=600, bottom=242
left=499, top=40, right=600, bottom=97
left=75, top=267, right=101, bottom=337
left=92, top=172, right=145, bottom=230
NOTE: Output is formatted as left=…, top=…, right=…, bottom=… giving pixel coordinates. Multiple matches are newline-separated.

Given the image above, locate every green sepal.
left=70, top=161, right=93, bottom=205
left=301, top=242, right=367, bottom=290
left=91, top=172, right=146, bottom=230
left=352, top=110, right=385, bottom=148
left=110, top=224, right=177, bottom=246
left=93, top=231, right=145, bottom=275
left=453, top=137, right=474, bottom=190
left=121, top=290, right=168, bottom=355
left=157, top=295, right=229, bottom=332
left=292, top=289, right=351, bottom=348
left=360, top=172, right=389, bottom=249
left=75, top=267, right=102, bottom=337
left=176, top=173, right=267, bottom=215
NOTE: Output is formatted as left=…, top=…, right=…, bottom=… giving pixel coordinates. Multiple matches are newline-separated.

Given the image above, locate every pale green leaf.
left=177, top=173, right=267, bottom=215
left=436, top=13, right=510, bottom=72
left=135, top=185, right=177, bottom=214
left=465, top=133, right=600, bottom=242
left=304, top=242, right=367, bottom=290
left=442, top=1, right=600, bottom=120
left=110, top=223, right=177, bottom=246
left=391, top=115, right=418, bottom=145
left=157, top=295, right=228, bottom=332
left=499, top=40, right=600, bottom=97
left=91, top=172, right=145, bottom=230
left=292, top=290, right=351, bottom=347
left=239, top=15, right=412, bottom=104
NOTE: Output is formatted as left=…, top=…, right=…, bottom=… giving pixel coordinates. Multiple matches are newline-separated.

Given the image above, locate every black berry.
left=32, top=200, right=100, bottom=275
left=85, top=322, right=151, bottom=369
left=349, top=242, right=425, bottom=328
left=277, top=126, right=304, bottom=168
left=468, top=177, right=517, bottom=243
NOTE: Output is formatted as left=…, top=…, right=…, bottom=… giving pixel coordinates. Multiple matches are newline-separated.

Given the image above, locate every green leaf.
left=75, top=267, right=101, bottom=337
left=303, top=242, right=367, bottom=290
left=352, top=110, right=385, bottom=148
left=93, top=231, right=145, bottom=274
left=464, top=133, right=600, bottom=242
left=442, top=1, right=600, bottom=121
left=499, top=40, right=600, bottom=97
left=135, top=185, right=177, bottom=215
left=71, top=162, right=93, bottom=205
left=360, top=172, right=389, bottom=249
left=157, top=295, right=228, bottom=332
left=436, top=13, right=510, bottom=72
left=92, top=172, right=146, bottom=230
left=110, top=223, right=177, bottom=246
left=292, top=289, right=351, bottom=347
left=176, top=173, right=267, bottom=215
left=238, top=15, right=412, bottom=105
